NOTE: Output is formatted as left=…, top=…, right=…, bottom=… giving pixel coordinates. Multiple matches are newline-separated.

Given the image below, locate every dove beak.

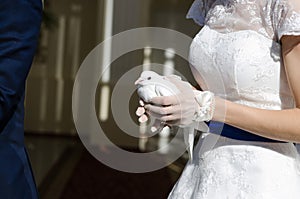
left=134, top=78, right=143, bottom=85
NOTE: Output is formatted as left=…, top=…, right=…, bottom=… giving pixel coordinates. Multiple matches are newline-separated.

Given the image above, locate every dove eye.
left=147, top=77, right=151, bottom=80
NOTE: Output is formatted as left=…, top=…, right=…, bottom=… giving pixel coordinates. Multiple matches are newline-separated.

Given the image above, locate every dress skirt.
left=168, top=133, right=300, bottom=199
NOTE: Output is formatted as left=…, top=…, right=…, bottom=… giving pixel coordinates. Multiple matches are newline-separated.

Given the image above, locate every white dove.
left=135, top=71, right=209, bottom=161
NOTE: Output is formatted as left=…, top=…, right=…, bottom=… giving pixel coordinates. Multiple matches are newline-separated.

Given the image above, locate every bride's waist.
left=199, top=132, right=298, bottom=159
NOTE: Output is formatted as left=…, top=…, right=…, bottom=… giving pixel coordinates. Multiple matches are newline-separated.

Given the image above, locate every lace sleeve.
left=186, top=0, right=207, bottom=26
left=275, top=0, right=300, bottom=40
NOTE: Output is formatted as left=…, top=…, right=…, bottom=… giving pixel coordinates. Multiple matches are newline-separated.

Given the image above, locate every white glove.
left=136, top=71, right=215, bottom=126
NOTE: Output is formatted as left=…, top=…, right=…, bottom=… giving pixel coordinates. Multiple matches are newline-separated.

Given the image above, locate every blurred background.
left=24, top=0, right=202, bottom=198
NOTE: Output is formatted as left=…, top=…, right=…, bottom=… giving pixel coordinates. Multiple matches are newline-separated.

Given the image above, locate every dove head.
left=134, top=71, right=163, bottom=86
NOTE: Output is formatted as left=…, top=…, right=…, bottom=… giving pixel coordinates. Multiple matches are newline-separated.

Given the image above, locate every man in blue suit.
left=0, top=0, right=43, bottom=198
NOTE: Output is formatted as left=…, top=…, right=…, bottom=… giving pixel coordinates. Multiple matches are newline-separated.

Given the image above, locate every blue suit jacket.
left=0, top=0, right=42, bottom=198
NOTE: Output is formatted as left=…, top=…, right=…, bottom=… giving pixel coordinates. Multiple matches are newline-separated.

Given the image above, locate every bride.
left=136, top=0, right=300, bottom=198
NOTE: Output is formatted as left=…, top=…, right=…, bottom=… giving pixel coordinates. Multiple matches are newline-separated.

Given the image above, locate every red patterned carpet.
left=60, top=148, right=174, bottom=199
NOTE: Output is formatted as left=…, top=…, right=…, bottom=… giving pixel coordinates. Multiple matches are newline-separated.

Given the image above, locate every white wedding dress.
left=168, top=0, right=300, bottom=198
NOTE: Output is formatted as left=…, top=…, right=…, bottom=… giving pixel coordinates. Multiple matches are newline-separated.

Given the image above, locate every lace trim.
left=186, top=0, right=300, bottom=42
left=278, top=10, right=300, bottom=39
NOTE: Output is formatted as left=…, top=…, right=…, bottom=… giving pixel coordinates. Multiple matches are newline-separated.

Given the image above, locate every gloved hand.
left=135, top=71, right=183, bottom=132
left=135, top=71, right=215, bottom=127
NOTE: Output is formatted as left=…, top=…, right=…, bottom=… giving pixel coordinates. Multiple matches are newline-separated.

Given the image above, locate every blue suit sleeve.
left=0, top=0, right=43, bottom=131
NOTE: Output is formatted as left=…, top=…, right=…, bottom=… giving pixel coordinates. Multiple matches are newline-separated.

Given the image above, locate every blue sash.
left=209, top=122, right=286, bottom=143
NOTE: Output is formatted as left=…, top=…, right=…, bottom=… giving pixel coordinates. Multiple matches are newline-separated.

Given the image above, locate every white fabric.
left=193, top=90, right=215, bottom=122
left=168, top=135, right=300, bottom=199
left=168, top=0, right=300, bottom=198
left=189, top=25, right=294, bottom=110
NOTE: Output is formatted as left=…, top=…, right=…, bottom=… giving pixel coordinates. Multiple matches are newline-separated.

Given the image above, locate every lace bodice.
left=187, top=0, right=300, bottom=110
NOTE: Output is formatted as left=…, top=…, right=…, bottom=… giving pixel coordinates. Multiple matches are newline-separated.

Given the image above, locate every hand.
left=135, top=71, right=186, bottom=131
left=143, top=76, right=215, bottom=126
